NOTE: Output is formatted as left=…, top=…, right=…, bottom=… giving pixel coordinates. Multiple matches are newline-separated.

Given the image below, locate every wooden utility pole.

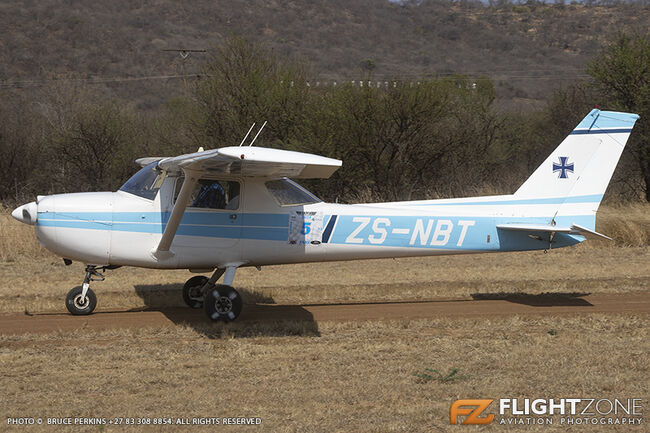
left=162, top=49, right=207, bottom=90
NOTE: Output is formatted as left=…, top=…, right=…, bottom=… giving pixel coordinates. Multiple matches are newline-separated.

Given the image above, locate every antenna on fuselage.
left=239, top=123, right=256, bottom=147
left=249, top=121, right=267, bottom=146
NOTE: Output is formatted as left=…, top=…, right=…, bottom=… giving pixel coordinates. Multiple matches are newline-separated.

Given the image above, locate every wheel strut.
left=203, top=268, right=226, bottom=292
left=81, top=265, right=106, bottom=300
left=223, top=266, right=237, bottom=286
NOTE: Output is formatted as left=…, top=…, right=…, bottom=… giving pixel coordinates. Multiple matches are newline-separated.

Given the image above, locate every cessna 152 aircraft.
left=11, top=109, right=639, bottom=321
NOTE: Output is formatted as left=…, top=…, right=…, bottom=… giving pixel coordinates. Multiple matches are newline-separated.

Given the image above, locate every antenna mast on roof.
left=249, top=121, right=267, bottom=146
left=239, top=123, right=256, bottom=146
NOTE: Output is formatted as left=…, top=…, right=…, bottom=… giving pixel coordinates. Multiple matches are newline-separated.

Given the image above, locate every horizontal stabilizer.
left=496, top=223, right=611, bottom=241
left=496, top=223, right=572, bottom=233
left=570, top=223, right=612, bottom=241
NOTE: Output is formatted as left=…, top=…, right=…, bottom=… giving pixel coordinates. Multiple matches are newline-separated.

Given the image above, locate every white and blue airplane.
left=11, top=109, right=639, bottom=321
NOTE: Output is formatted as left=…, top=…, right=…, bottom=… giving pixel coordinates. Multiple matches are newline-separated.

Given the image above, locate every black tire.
left=65, top=286, right=97, bottom=315
left=204, top=285, right=243, bottom=322
left=183, top=276, right=209, bottom=309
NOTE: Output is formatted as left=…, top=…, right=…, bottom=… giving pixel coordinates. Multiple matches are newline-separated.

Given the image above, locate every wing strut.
left=155, top=170, right=198, bottom=256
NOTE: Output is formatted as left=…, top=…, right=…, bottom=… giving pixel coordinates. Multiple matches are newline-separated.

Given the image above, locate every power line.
left=0, top=71, right=592, bottom=89
left=0, top=74, right=200, bottom=89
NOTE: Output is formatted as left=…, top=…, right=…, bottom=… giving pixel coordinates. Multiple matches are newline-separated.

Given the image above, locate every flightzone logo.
left=450, top=398, right=643, bottom=426
left=450, top=400, right=494, bottom=425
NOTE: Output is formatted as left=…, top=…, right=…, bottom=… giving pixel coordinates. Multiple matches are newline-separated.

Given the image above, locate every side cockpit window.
left=119, top=162, right=165, bottom=200
left=174, top=178, right=241, bottom=210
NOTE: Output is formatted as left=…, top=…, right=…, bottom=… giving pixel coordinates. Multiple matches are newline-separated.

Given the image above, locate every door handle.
left=230, top=214, right=237, bottom=220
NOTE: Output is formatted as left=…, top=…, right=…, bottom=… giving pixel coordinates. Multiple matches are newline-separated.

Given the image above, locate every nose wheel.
left=66, top=286, right=97, bottom=315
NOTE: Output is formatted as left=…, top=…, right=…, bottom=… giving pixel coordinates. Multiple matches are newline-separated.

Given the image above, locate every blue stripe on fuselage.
left=37, top=211, right=290, bottom=240
left=37, top=211, right=593, bottom=251
left=321, top=215, right=337, bottom=243
left=38, top=211, right=290, bottom=227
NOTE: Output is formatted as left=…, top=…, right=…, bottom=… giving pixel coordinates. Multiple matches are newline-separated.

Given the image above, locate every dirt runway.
left=0, top=292, right=648, bottom=335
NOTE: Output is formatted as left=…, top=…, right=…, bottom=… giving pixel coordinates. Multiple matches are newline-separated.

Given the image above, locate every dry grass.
left=0, top=314, right=647, bottom=432
left=1, top=207, right=648, bottom=432
left=595, top=203, right=650, bottom=247
left=0, top=246, right=647, bottom=314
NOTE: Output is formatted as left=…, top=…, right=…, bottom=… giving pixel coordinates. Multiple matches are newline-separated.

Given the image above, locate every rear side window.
left=265, top=178, right=321, bottom=206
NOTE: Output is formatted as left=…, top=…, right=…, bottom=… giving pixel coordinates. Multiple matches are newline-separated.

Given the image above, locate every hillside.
left=1, top=0, right=648, bottom=109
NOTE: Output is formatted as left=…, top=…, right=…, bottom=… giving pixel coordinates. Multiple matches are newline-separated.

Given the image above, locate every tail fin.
left=515, top=109, right=639, bottom=204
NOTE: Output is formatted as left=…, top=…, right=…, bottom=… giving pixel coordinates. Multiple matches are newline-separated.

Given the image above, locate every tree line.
left=0, top=34, right=648, bottom=205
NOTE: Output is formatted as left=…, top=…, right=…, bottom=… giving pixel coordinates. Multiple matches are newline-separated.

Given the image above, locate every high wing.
left=150, top=146, right=342, bottom=257
left=135, top=157, right=165, bottom=167
left=496, top=223, right=612, bottom=241
left=157, top=146, right=341, bottom=179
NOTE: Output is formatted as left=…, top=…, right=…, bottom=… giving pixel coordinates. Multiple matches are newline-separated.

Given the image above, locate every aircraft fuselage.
left=23, top=175, right=590, bottom=271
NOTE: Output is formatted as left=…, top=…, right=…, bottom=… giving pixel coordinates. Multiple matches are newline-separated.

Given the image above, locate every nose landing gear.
left=65, top=265, right=118, bottom=315
left=65, top=286, right=97, bottom=315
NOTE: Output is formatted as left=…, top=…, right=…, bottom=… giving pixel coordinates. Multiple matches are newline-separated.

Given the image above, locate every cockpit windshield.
left=265, top=178, right=321, bottom=206
left=119, top=162, right=165, bottom=200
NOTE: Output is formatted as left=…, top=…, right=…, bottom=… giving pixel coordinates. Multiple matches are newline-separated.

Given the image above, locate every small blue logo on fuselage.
left=553, top=157, right=574, bottom=179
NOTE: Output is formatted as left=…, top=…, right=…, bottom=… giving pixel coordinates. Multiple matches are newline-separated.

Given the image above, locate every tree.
left=302, top=76, right=501, bottom=202
left=0, top=92, right=45, bottom=203
left=53, top=104, right=142, bottom=192
left=587, top=33, right=650, bottom=201
left=307, top=80, right=454, bottom=201
left=191, top=36, right=310, bottom=150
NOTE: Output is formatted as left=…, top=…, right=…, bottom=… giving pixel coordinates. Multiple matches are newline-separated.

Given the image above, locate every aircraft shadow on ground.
left=470, top=292, right=593, bottom=307
left=133, top=283, right=320, bottom=338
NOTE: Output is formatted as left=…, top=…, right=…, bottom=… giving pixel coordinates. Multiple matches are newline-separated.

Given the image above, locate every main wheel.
left=183, top=276, right=209, bottom=309
left=204, top=285, right=243, bottom=322
left=65, top=286, right=97, bottom=315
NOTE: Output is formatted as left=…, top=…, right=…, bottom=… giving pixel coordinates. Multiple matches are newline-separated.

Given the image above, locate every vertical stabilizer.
left=515, top=109, right=639, bottom=205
